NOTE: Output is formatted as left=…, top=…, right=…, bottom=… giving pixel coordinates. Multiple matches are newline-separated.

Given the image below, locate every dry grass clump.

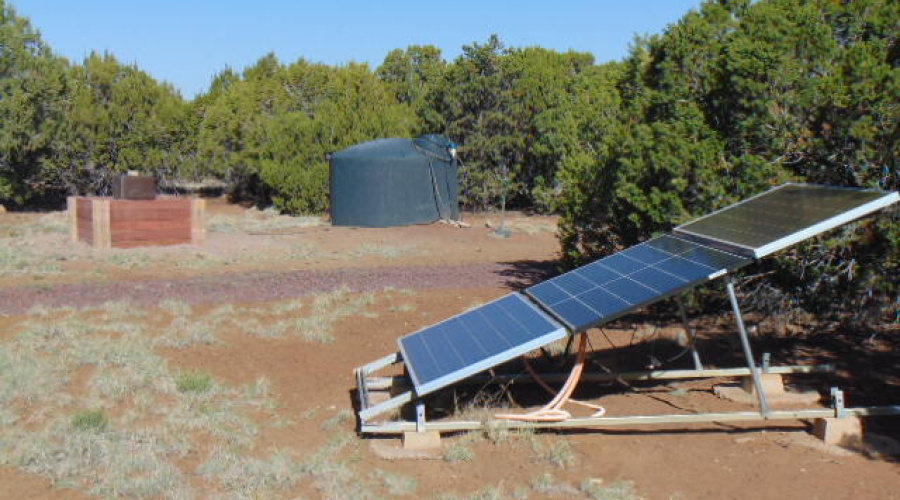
left=432, top=484, right=507, bottom=500
left=433, top=475, right=640, bottom=500
left=533, top=439, right=578, bottom=469
left=158, top=299, right=192, bottom=317
left=197, top=447, right=305, bottom=497
left=321, top=409, right=354, bottom=431
left=350, top=242, right=420, bottom=260
left=463, top=419, right=576, bottom=470
left=0, top=239, right=64, bottom=276
left=580, top=479, right=644, bottom=500
left=0, top=306, right=278, bottom=499
left=272, top=299, right=303, bottom=314
left=388, top=302, right=416, bottom=313
left=156, top=317, right=218, bottom=349
left=287, top=242, right=316, bottom=260
left=232, top=287, right=375, bottom=343
left=531, top=472, right=580, bottom=496
left=207, top=207, right=325, bottom=234
left=104, top=251, right=154, bottom=270
left=296, top=431, right=385, bottom=500
left=2, top=212, right=69, bottom=237
left=372, top=469, right=418, bottom=496
left=443, top=441, right=476, bottom=463
left=9, top=419, right=192, bottom=499
left=201, top=428, right=414, bottom=499
left=99, top=300, right=146, bottom=321
left=294, top=288, right=375, bottom=343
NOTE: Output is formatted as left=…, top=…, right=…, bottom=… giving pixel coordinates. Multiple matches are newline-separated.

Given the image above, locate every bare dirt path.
left=0, top=261, right=553, bottom=315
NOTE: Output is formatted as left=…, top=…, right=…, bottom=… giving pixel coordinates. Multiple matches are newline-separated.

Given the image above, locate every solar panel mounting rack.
left=355, top=183, right=900, bottom=433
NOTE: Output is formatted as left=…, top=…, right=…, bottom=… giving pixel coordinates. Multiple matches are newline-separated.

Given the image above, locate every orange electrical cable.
left=523, top=352, right=605, bottom=413
left=495, top=333, right=606, bottom=422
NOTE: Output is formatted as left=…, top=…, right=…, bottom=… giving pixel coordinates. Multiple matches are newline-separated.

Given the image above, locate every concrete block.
left=402, top=430, right=442, bottom=451
left=813, top=417, right=863, bottom=446
left=367, top=390, right=391, bottom=406
left=741, top=373, right=785, bottom=395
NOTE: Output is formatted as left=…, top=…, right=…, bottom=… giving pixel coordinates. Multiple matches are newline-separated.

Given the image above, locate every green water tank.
left=329, top=135, right=459, bottom=227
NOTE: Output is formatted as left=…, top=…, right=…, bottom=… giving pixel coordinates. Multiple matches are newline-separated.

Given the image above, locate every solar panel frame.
left=398, top=293, right=567, bottom=396
left=674, top=184, right=899, bottom=258
left=527, top=235, right=750, bottom=332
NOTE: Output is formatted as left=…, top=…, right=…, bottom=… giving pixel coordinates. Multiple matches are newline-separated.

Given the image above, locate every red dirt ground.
left=1, top=201, right=898, bottom=499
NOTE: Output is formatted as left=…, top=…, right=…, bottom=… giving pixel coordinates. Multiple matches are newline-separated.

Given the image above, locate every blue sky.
left=12, top=0, right=701, bottom=98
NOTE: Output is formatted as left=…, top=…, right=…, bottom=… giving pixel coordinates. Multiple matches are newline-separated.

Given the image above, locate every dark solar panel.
left=527, top=235, right=749, bottom=332
left=675, top=184, right=898, bottom=257
left=398, top=293, right=566, bottom=396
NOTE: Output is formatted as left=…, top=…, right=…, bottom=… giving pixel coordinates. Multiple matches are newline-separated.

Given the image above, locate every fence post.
left=191, top=198, right=206, bottom=245
left=92, top=199, right=111, bottom=249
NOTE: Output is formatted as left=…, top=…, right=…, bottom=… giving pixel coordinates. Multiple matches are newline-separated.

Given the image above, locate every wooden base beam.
left=361, top=406, right=900, bottom=435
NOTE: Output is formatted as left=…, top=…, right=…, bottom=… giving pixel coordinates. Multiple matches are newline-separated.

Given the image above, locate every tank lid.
left=332, top=135, right=454, bottom=163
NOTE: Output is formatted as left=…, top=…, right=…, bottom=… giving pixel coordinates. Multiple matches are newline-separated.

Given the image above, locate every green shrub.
left=176, top=371, right=213, bottom=394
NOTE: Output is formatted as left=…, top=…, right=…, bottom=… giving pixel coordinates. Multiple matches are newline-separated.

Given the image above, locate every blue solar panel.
left=398, top=293, right=566, bottom=396
left=527, top=235, right=750, bottom=332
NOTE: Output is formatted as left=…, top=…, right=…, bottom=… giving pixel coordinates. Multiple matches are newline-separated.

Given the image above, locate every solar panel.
left=527, top=235, right=750, bottom=332
left=398, top=293, right=566, bottom=396
left=675, top=184, right=899, bottom=258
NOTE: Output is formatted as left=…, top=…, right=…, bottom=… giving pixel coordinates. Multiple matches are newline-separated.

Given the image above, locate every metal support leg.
left=831, top=387, right=846, bottom=418
left=677, top=295, right=704, bottom=371
left=726, top=277, right=770, bottom=416
left=415, top=402, right=426, bottom=433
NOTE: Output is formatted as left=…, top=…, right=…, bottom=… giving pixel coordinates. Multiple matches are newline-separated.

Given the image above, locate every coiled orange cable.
left=495, top=333, right=605, bottom=422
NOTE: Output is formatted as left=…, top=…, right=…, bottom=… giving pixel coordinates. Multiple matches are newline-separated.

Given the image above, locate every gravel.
left=0, top=262, right=554, bottom=315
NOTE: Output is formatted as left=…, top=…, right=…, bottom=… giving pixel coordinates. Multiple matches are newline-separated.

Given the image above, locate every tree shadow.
left=740, top=323, right=900, bottom=442
left=494, top=259, right=560, bottom=290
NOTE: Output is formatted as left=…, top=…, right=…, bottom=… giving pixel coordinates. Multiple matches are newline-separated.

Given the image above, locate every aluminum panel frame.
left=674, top=184, right=899, bottom=258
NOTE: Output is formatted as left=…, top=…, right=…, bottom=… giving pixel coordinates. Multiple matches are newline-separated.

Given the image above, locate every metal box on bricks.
left=112, top=174, right=157, bottom=200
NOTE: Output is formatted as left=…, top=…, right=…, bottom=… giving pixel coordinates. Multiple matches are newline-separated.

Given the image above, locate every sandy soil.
left=2, top=197, right=560, bottom=289
left=1, top=200, right=898, bottom=500
left=0, top=262, right=552, bottom=315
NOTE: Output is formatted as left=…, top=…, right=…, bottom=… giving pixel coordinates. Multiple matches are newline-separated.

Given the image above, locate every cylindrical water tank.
left=329, top=135, right=459, bottom=227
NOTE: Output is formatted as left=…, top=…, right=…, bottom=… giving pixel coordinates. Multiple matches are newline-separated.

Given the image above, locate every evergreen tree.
left=0, top=0, right=67, bottom=206
left=557, top=0, right=899, bottom=321
left=45, top=52, right=187, bottom=195
left=377, top=44, right=446, bottom=128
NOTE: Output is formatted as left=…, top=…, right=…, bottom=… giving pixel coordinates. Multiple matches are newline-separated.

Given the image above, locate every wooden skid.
left=353, top=356, right=838, bottom=424
left=361, top=406, right=900, bottom=434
